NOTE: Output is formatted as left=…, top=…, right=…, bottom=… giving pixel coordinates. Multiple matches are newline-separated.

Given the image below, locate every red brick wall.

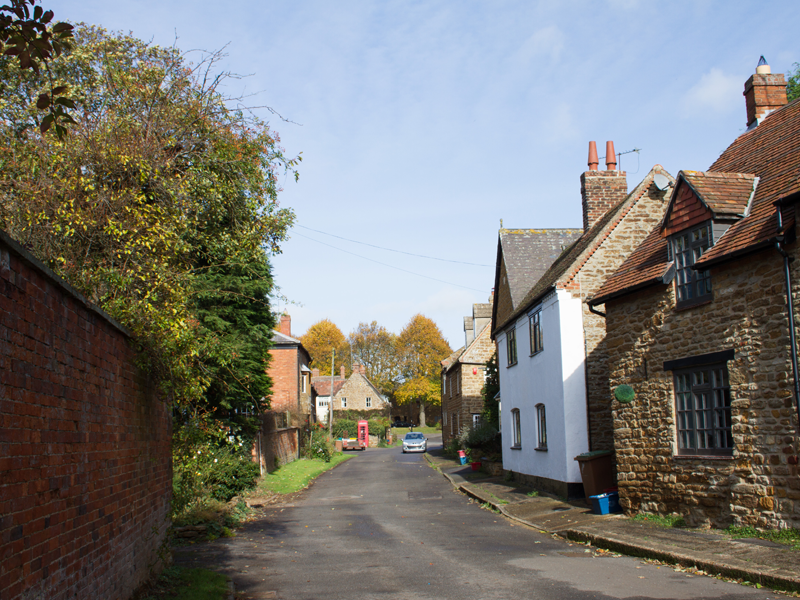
left=0, top=233, right=171, bottom=600
left=268, top=347, right=299, bottom=412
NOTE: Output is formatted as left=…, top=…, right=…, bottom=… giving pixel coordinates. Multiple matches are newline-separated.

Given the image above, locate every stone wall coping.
left=0, top=228, right=131, bottom=338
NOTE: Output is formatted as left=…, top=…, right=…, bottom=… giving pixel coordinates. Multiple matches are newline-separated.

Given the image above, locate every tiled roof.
left=498, top=228, right=583, bottom=307
left=311, top=380, right=346, bottom=396
left=679, top=171, right=758, bottom=217
left=592, top=97, right=800, bottom=303
left=441, top=347, right=465, bottom=372
left=499, top=166, right=671, bottom=330
left=697, top=98, right=800, bottom=266
left=589, top=227, right=671, bottom=305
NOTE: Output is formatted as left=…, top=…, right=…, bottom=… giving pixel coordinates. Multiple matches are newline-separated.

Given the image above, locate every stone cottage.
left=493, top=147, right=673, bottom=498
left=314, top=365, right=389, bottom=422
left=588, top=61, right=799, bottom=528
left=440, top=303, right=494, bottom=446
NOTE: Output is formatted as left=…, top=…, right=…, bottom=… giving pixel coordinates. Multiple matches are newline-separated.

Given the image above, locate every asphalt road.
left=175, top=436, right=778, bottom=600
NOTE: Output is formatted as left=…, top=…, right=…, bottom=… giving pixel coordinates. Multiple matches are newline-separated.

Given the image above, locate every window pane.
left=673, top=361, right=733, bottom=455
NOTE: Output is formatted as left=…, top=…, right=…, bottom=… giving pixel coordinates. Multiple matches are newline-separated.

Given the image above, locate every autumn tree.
left=348, top=321, right=399, bottom=396
left=301, top=319, right=349, bottom=376
left=0, top=26, right=298, bottom=419
left=394, top=314, right=452, bottom=426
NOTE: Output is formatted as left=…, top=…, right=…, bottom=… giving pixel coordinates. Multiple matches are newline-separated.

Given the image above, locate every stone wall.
left=570, top=179, right=671, bottom=454
left=332, top=373, right=386, bottom=412
left=604, top=247, right=800, bottom=528
left=254, top=412, right=299, bottom=473
left=0, top=232, right=171, bottom=600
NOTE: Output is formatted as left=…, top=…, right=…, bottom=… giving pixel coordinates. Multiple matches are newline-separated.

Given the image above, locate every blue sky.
left=49, top=0, right=799, bottom=347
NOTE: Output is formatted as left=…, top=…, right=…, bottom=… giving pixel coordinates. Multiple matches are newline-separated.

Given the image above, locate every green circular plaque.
left=614, top=384, right=635, bottom=404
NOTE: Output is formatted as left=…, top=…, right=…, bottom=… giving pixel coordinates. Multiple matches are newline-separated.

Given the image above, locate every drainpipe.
left=774, top=205, right=800, bottom=430
left=588, top=303, right=606, bottom=318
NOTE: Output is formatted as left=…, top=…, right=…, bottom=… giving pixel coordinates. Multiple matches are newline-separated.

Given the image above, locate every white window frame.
left=472, top=413, right=481, bottom=426
left=341, top=397, right=347, bottom=408
left=366, top=397, right=372, bottom=408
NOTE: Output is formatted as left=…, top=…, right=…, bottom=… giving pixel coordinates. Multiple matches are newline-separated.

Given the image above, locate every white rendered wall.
left=499, top=289, right=589, bottom=484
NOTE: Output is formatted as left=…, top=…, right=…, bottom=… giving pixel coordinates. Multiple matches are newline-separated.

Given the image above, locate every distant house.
left=311, top=367, right=346, bottom=424
left=313, top=365, right=389, bottom=422
left=492, top=148, right=672, bottom=498
left=268, top=314, right=313, bottom=418
left=589, top=62, right=800, bottom=528
left=441, top=303, right=494, bottom=446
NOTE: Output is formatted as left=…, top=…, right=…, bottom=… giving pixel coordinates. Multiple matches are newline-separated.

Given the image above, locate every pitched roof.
left=496, top=229, right=583, bottom=307
left=460, top=322, right=494, bottom=365
left=697, top=98, right=800, bottom=266
left=498, top=166, right=672, bottom=330
left=312, top=380, right=346, bottom=396
left=678, top=171, right=758, bottom=218
left=590, top=97, right=800, bottom=304
left=271, top=330, right=302, bottom=345
left=441, top=346, right=465, bottom=371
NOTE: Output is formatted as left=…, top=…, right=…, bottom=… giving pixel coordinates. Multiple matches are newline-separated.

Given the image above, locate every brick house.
left=493, top=151, right=673, bottom=498
left=268, top=314, right=313, bottom=418
left=588, top=62, right=799, bottom=528
left=441, top=303, right=494, bottom=446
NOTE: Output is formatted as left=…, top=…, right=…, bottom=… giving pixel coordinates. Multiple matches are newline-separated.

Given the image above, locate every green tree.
left=348, top=321, right=399, bottom=395
left=301, top=319, right=349, bottom=376
left=480, top=352, right=500, bottom=429
left=0, top=26, right=298, bottom=411
left=788, top=62, right=800, bottom=102
left=395, top=314, right=452, bottom=426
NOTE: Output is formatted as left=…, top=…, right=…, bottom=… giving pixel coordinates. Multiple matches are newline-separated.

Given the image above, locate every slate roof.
left=271, top=330, right=303, bottom=345
left=590, top=97, right=800, bottom=305
left=496, top=229, right=582, bottom=307
left=498, top=166, right=672, bottom=330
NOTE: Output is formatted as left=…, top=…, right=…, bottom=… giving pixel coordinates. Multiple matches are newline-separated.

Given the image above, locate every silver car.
left=402, top=432, right=427, bottom=453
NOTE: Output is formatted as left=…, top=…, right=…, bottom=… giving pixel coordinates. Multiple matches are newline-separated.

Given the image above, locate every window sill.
left=529, top=350, right=543, bottom=358
left=673, top=454, right=734, bottom=460
left=506, top=362, right=518, bottom=368
left=675, top=295, right=713, bottom=312
left=510, top=445, right=522, bottom=450
left=535, top=446, right=547, bottom=452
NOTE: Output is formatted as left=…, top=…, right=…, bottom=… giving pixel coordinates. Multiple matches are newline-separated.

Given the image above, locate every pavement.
left=424, top=448, right=800, bottom=593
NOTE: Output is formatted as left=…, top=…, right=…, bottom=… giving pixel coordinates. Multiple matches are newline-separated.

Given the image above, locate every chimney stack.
left=744, top=57, right=788, bottom=128
left=580, top=141, right=627, bottom=232
left=464, top=316, right=475, bottom=348
left=312, top=368, right=320, bottom=378
left=340, top=365, right=345, bottom=379
left=279, top=314, right=291, bottom=336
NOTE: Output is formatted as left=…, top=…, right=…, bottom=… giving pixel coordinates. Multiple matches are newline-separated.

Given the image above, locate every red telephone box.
left=357, top=420, right=368, bottom=450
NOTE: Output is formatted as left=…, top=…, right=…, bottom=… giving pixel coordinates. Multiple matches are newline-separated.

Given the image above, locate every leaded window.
left=674, top=364, right=732, bottom=456
left=671, top=223, right=712, bottom=307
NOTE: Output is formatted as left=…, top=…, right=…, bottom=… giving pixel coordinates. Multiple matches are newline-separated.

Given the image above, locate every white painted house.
left=492, top=147, right=674, bottom=498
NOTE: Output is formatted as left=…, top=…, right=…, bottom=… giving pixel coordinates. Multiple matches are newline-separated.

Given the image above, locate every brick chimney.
left=279, top=313, right=292, bottom=336
left=744, top=57, right=788, bottom=128
left=312, top=368, right=320, bottom=378
left=580, top=141, right=627, bottom=232
left=340, top=365, right=345, bottom=379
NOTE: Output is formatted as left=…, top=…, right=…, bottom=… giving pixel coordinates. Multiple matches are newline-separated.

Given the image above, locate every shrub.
left=331, top=419, right=357, bottom=439
left=458, top=421, right=499, bottom=449
left=306, top=436, right=333, bottom=462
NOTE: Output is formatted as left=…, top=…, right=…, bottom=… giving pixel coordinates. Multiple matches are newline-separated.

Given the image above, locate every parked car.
left=402, top=432, right=427, bottom=453
left=391, top=421, right=412, bottom=428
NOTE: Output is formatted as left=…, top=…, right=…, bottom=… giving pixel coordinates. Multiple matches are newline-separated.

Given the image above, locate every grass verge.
left=723, top=526, right=800, bottom=551
left=138, top=566, right=229, bottom=600
left=631, top=513, right=686, bottom=528
left=252, top=453, right=353, bottom=496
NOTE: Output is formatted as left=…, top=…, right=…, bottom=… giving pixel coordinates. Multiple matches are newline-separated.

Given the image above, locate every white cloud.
left=681, top=68, right=741, bottom=117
